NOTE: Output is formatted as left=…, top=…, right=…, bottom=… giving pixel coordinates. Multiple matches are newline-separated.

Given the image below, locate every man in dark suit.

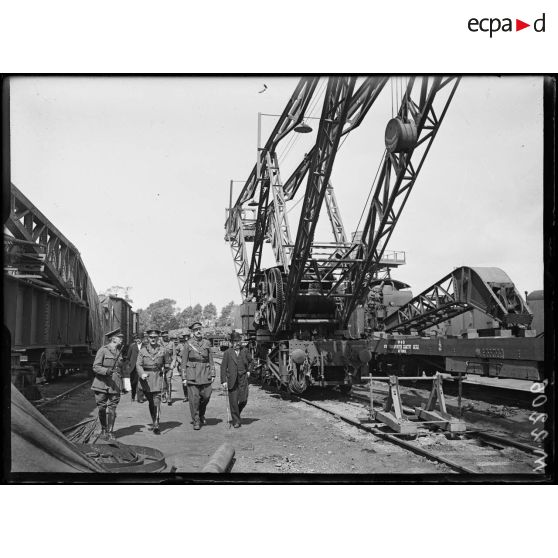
left=220, top=331, right=253, bottom=428
left=126, top=333, right=143, bottom=402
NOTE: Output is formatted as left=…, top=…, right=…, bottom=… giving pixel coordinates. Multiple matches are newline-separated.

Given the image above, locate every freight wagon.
left=4, top=183, right=137, bottom=386
left=5, top=273, right=137, bottom=382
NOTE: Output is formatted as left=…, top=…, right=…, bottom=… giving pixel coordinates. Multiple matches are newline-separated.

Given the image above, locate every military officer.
left=92, top=328, right=124, bottom=441
left=178, top=332, right=190, bottom=402
left=220, top=331, right=253, bottom=428
left=136, top=328, right=170, bottom=434
left=160, top=330, right=170, bottom=348
left=159, top=330, right=172, bottom=403
left=180, top=322, right=215, bottom=430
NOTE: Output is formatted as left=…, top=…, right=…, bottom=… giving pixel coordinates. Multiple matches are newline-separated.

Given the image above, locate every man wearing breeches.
left=177, top=332, right=190, bottom=402
left=136, top=329, right=169, bottom=434
left=180, top=322, right=215, bottom=430
left=92, top=328, right=124, bottom=441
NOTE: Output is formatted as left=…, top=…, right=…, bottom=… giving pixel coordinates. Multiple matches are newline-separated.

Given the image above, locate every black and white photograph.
left=3, top=74, right=553, bottom=480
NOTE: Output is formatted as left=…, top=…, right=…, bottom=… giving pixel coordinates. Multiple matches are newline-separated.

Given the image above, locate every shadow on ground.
left=114, top=424, right=144, bottom=437
left=240, top=417, right=260, bottom=425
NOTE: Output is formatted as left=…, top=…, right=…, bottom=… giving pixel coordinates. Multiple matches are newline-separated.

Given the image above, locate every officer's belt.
left=187, top=359, right=208, bottom=363
left=142, top=366, right=159, bottom=371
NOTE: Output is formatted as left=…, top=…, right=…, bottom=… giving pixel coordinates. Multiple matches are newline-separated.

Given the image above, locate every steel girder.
left=281, top=76, right=389, bottom=203
left=5, top=184, right=91, bottom=304
left=225, top=77, right=388, bottom=302
left=226, top=207, right=251, bottom=294
left=226, top=77, right=319, bottom=213
left=383, top=266, right=533, bottom=333
left=280, top=76, right=356, bottom=330
left=259, top=76, right=388, bottom=260
left=324, top=181, right=347, bottom=244
left=265, top=151, right=293, bottom=272
left=226, top=77, right=319, bottom=298
left=335, top=77, right=461, bottom=326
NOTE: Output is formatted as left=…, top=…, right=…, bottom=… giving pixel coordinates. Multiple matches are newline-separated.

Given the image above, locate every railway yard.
left=22, top=359, right=546, bottom=476
left=5, top=76, right=552, bottom=480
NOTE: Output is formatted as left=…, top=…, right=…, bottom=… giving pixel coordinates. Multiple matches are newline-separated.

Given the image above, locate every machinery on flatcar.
left=361, top=267, right=544, bottom=381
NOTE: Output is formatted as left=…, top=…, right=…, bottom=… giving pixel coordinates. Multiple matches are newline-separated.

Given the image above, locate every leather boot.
left=98, top=408, right=108, bottom=441
left=147, top=407, right=155, bottom=430
left=153, top=400, right=160, bottom=434
left=105, top=411, right=115, bottom=441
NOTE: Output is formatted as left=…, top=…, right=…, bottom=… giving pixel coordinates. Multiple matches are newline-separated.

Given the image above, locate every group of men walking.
left=91, top=324, right=253, bottom=440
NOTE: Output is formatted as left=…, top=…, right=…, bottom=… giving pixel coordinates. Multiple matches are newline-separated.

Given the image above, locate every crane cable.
left=356, top=75, right=412, bottom=237
left=284, top=95, right=354, bottom=218
left=389, top=77, right=393, bottom=118
left=354, top=148, right=387, bottom=237
left=284, top=78, right=357, bottom=217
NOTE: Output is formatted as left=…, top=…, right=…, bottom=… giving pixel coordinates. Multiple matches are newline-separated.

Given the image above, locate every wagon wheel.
left=262, top=268, right=284, bottom=333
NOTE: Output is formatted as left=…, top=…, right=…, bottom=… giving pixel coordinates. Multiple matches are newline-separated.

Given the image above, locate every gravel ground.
left=222, top=385, right=452, bottom=474
left=30, top=370, right=542, bottom=476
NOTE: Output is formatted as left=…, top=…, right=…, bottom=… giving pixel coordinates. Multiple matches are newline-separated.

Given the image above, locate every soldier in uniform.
left=178, top=332, right=190, bottom=402
left=92, top=328, right=124, bottom=441
left=136, top=328, right=169, bottom=434
left=220, top=331, right=253, bottom=428
left=180, top=322, right=215, bottom=430
left=160, top=330, right=170, bottom=348
left=159, top=330, right=172, bottom=403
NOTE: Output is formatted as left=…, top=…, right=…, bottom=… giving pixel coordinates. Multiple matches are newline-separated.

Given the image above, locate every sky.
left=9, top=76, right=544, bottom=313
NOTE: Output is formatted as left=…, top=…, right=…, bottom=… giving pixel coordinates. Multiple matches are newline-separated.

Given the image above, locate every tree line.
left=136, top=299, right=238, bottom=333
left=99, top=286, right=238, bottom=333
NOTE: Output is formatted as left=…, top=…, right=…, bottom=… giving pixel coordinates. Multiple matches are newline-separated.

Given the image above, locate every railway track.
left=249, top=372, right=544, bottom=474
left=35, top=380, right=92, bottom=410
left=35, top=376, right=98, bottom=432
left=287, top=388, right=543, bottom=475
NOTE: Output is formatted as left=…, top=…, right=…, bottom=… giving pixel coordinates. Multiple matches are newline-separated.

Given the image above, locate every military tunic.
left=176, top=342, right=189, bottom=399
left=180, top=338, right=215, bottom=384
left=92, top=344, right=124, bottom=394
left=136, top=344, right=169, bottom=392
left=180, top=337, right=215, bottom=426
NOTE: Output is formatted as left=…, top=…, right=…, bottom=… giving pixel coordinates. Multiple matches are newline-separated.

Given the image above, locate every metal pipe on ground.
left=202, top=443, right=235, bottom=473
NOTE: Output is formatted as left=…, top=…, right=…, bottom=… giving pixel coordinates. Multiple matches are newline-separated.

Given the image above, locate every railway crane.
left=225, top=76, right=461, bottom=393
left=226, top=76, right=544, bottom=393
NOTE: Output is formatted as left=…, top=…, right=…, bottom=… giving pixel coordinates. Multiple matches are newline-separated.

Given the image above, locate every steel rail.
left=291, top=393, right=478, bottom=474
left=340, top=388, right=542, bottom=464
left=466, top=430, right=542, bottom=455
left=35, top=379, right=91, bottom=409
